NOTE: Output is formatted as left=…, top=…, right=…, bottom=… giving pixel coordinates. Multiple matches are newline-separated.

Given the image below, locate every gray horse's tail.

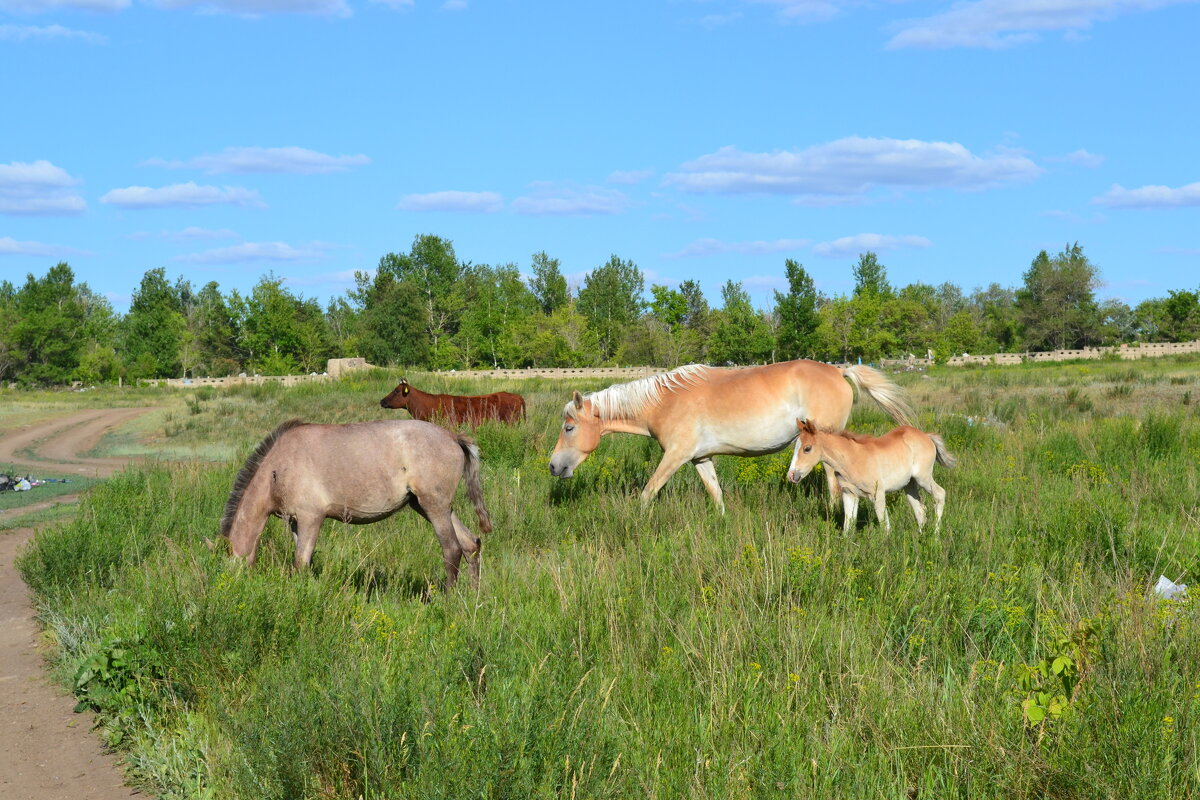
left=929, top=433, right=958, bottom=469
left=841, top=365, right=916, bottom=428
left=457, top=434, right=493, bottom=533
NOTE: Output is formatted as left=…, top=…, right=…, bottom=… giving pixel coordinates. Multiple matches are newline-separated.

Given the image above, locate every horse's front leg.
left=292, top=514, right=324, bottom=569
left=692, top=457, right=725, bottom=514
left=873, top=487, right=890, bottom=534
left=639, top=449, right=691, bottom=508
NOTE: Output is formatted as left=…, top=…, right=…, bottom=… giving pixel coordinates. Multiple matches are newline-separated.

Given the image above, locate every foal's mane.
left=586, top=364, right=711, bottom=421
left=219, top=419, right=307, bottom=537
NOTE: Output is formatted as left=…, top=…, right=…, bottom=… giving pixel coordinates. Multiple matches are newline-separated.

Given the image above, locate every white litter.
left=1154, top=575, right=1188, bottom=600
left=14, top=478, right=31, bottom=491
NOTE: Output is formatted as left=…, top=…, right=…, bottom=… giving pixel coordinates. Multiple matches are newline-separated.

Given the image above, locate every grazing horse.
left=548, top=360, right=915, bottom=512
left=380, top=379, right=526, bottom=425
left=787, top=418, right=955, bottom=533
left=218, top=419, right=492, bottom=587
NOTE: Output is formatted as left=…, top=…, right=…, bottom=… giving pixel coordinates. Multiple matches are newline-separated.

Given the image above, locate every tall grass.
left=16, top=363, right=1200, bottom=799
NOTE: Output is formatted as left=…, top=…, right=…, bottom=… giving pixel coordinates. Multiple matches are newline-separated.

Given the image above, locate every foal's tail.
left=841, top=365, right=916, bottom=428
left=456, top=434, right=494, bottom=533
left=928, top=434, right=958, bottom=469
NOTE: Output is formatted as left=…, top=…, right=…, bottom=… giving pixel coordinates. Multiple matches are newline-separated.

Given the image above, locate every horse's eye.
left=804, top=445, right=813, bottom=453
left=564, top=424, right=575, bottom=433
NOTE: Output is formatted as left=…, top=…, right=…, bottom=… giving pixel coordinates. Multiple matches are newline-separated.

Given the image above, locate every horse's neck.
left=226, top=468, right=275, bottom=542
left=818, top=434, right=867, bottom=483
left=601, top=414, right=652, bottom=438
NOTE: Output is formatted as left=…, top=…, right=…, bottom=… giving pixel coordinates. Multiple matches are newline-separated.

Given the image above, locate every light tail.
left=457, top=434, right=493, bottom=533
left=929, top=434, right=957, bottom=468
left=841, top=365, right=916, bottom=428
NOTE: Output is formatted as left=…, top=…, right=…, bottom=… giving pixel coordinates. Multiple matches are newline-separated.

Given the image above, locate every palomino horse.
left=548, top=360, right=915, bottom=511
left=219, top=419, right=492, bottom=587
left=787, top=418, right=955, bottom=533
left=380, top=379, right=526, bottom=425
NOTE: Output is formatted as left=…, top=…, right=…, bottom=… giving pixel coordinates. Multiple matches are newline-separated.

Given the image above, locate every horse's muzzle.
left=787, top=469, right=805, bottom=484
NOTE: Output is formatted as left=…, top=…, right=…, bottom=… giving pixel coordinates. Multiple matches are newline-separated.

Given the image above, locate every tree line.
left=2, top=235, right=1198, bottom=385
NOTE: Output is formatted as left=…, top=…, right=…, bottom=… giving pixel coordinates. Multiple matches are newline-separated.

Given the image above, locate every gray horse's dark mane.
left=219, top=419, right=307, bottom=538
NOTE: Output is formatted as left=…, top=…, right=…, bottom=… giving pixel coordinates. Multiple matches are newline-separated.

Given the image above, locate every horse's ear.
left=572, top=391, right=583, bottom=409
left=800, top=418, right=815, bottom=433
left=795, top=417, right=805, bottom=431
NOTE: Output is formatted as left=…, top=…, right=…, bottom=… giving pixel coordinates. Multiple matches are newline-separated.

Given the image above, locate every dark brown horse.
left=380, top=379, right=526, bottom=425
left=218, top=419, right=492, bottom=587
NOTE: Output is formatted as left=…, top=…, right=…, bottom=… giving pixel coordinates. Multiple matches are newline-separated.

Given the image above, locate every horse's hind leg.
left=903, top=479, right=927, bottom=531
left=451, top=511, right=482, bottom=586
left=692, top=458, right=725, bottom=513
left=914, top=470, right=946, bottom=533
left=413, top=501, right=465, bottom=589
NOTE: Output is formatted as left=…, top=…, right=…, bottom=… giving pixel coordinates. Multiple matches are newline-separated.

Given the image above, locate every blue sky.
left=2, top=0, right=1198, bottom=314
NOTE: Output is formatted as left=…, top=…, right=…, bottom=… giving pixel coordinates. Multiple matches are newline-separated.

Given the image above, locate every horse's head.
left=380, top=379, right=411, bottom=410
left=549, top=391, right=601, bottom=478
left=787, top=418, right=822, bottom=483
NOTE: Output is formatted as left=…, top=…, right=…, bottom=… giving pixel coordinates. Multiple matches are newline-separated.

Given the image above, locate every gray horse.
left=218, top=419, right=492, bottom=587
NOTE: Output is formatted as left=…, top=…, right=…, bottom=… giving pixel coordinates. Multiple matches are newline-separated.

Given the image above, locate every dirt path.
left=1, top=407, right=156, bottom=800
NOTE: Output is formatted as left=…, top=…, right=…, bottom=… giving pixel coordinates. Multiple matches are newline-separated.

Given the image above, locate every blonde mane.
left=584, top=364, right=711, bottom=421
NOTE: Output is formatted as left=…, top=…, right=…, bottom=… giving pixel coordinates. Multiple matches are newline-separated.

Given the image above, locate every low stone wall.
left=944, top=340, right=1200, bottom=367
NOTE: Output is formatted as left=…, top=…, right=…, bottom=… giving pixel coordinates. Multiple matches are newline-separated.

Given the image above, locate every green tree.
left=575, top=255, right=645, bottom=361
left=350, top=268, right=431, bottom=367
left=852, top=251, right=893, bottom=300
left=1016, top=243, right=1102, bottom=351
left=9, top=263, right=90, bottom=384
left=509, top=303, right=601, bottom=367
left=706, top=280, right=773, bottom=365
left=774, top=259, right=820, bottom=360
left=378, top=235, right=466, bottom=369
left=458, top=264, right=539, bottom=367
left=123, top=267, right=185, bottom=378
left=528, top=251, right=570, bottom=315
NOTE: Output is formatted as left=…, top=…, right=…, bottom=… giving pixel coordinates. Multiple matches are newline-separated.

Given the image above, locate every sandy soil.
left=0, top=408, right=155, bottom=800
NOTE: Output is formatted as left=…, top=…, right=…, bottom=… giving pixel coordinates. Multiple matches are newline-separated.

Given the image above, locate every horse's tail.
left=929, top=433, right=958, bottom=469
left=219, top=419, right=306, bottom=539
left=841, top=365, right=916, bottom=428
left=456, top=434, right=493, bottom=533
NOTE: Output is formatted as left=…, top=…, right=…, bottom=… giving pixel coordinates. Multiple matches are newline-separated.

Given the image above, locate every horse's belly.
left=321, top=492, right=410, bottom=524
left=696, top=423, right=797, bottom=457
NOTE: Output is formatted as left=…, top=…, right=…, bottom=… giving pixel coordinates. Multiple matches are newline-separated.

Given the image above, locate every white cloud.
left=740, top=274, right=789, bottom=291
left=512, top=183, right=631, bottom=216
left=129, top=226, right=240, bottom=241
left=813, top=233, right=933, bottom=257
left=608, top=169, right=655, bottom=185
left=742, top=0, right=844, bottom=22
left=0, top=0, right=128, bottom=11
left=367, top=0, right=413, bottom=8
left=284, top=269, right=359, bottom=288
left=101, top=182, right=264, bottom=209
left=144, top=146, right=369, bottom=175
left=664, top=237, right=811, bottom=259
left=149, top=0, right=349, bottom=14
left=0, top=160, right=87, bottom=215
left=886, top=0, right=1195, bottom=50
left=667, top=137, right=1041, bottom=199
left=0, top=236, right=90, bottom=257
left=1048, top=149, right=1105, bottom=168
left=0, top=24, right=107, bottom=43
left=396, top=191, right=504, bottom=213
left=1092, top=181, right=1200, bottom=209
left=175, top=241, right=331, bottom=264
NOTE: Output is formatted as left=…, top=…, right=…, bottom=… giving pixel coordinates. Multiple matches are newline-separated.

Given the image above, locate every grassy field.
left=15, top=360, right=1200, bottom=799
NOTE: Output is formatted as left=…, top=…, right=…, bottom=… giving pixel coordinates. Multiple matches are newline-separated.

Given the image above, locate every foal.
left=787, top=419, right=956, bottom=533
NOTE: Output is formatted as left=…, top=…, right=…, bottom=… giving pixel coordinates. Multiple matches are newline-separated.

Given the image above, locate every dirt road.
left=1, top=407, right=155, bottom=800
